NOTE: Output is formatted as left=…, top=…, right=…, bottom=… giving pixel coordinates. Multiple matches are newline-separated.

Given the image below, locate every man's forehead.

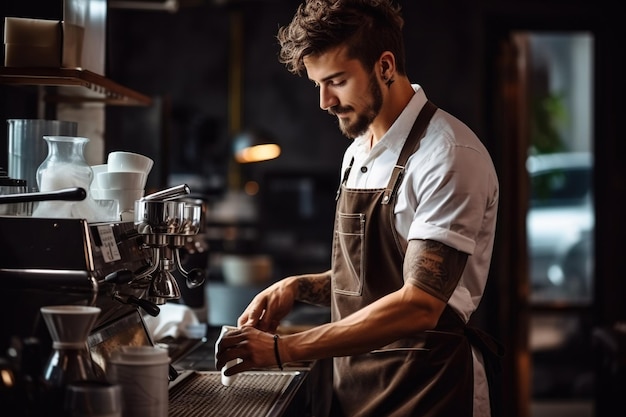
left=304, top=45, right=362, bottom=80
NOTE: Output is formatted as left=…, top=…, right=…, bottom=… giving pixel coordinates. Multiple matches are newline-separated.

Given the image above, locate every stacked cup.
left=107, top=346, right=170, bottom=417
left=91, top=151, right=153, bottom=220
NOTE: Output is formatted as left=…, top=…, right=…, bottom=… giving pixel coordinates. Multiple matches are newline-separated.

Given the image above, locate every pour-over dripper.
left=40, top=305, right=102, bottom=388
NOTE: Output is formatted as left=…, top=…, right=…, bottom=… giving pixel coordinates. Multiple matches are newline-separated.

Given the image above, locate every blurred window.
left=522, top=31, right=595, bottom=410
left=531, top=167, right=590, bottom=207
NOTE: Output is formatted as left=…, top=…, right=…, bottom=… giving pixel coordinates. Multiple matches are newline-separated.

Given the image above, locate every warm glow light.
left=1, top=369, right=16, bottom=387
left=235, top=143, right=281, bottom=163
left=244, top=180, right=259, bottom=195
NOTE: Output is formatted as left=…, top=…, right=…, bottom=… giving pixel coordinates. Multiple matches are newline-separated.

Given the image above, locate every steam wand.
left=173, top=248, right=205, bottom=289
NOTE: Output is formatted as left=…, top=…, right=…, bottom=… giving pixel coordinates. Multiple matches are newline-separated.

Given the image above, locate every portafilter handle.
left=140, top=184, right=190, bottom=202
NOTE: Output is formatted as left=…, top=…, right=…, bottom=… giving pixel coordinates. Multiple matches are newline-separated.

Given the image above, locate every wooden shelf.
left=0, top=67, right=152, bottom=106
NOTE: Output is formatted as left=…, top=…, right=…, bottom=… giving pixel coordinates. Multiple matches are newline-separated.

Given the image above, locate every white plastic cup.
left=214, top=325, right=242, bottom=386
left=107, top=346, right=170, bottom=417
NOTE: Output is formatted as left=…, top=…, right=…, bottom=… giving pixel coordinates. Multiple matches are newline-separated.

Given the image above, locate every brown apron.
left=330, top=101, right=503, bottom=417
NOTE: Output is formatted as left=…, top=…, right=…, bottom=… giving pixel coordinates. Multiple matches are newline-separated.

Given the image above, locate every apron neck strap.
left=382, top=100, right=438, bottom=205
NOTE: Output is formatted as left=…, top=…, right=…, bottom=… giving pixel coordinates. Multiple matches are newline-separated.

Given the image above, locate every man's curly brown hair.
left=277, top=0, right=406, bottom=76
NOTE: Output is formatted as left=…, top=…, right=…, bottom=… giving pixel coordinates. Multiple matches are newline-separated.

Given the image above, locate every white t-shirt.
left=340, top=84, right=499, bottom=416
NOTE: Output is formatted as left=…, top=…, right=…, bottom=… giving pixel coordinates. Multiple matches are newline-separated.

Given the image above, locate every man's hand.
left=214, top=326, right=279, bottom=375
left=237, top=277, right=298, bottom=332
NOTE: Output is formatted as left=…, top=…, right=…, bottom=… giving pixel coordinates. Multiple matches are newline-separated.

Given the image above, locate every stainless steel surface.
left=174, top=248, right=205, bottom=289
left=135, top=200, right=201, bottom=237
left=0, top=217, right=153, bottom=355
left=140, top=183, right=190, bottom=202
left=132, top=188, right=204, bottom=304
left=87, top=310, right=155, bottom=376
left=63, top=0, right=107, bottom=75
left=148, top=258, right=181, bottom=304
left=168, top=371, right=305, bottom=417
left=0, top=168, right=28, bottom=215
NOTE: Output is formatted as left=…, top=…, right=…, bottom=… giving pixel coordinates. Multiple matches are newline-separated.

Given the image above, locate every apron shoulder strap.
left=335, top=157, right=355, bottom=201
left=382, top=100, right=438, bottom=205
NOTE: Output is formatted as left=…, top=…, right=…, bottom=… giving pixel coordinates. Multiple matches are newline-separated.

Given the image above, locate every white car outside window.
left=526, top=152, right=594, bottom=302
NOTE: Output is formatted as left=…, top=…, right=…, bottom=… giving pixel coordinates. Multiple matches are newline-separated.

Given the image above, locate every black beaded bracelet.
left=273, top=334, right=284, bottom=371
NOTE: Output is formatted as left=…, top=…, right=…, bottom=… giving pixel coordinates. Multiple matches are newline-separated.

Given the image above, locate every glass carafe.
left=36, top=135, right=92, bottom=193
left=32, top=135, right=112, bottom=220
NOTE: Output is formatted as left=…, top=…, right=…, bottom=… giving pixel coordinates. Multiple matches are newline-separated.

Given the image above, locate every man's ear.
left=379, top=51, right=395, bottom=80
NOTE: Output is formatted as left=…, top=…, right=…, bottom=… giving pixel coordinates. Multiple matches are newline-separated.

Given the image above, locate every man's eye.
left=329, top=79, right=346, bottom=87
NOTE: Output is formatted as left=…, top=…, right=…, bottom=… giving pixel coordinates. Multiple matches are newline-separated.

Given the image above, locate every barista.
left=216, top=1, right=504, bottom=416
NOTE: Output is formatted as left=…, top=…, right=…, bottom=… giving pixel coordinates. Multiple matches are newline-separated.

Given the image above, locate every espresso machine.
left=0, top=185, right=204, bottom=405
left=0, top=185, right=320, bottom=417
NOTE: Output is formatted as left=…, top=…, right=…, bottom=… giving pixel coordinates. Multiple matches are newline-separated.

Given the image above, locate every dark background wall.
left=1, top=1, right=624, bottom=416
left=103, top=0, right=488, bottom=192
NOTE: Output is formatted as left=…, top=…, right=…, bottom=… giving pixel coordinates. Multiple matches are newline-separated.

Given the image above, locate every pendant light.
left=233, top=129, right=281, bottom=163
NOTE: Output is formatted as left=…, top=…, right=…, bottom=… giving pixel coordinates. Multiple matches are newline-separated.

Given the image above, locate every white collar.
left=354, top=84, right=428, bottom=155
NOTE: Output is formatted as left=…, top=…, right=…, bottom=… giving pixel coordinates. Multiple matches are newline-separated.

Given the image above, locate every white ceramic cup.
left=90, top=164, right=108, bottom=200
left=214, top=325, right=242, bottom=386
left=107, top=346, right=170, bottom=417
left=98, top=188, right=144, bottom=212
left=107, top=151, right=154, bottom=175
left=90, top=164, right=108, bottom=177
left=97, top=171, right=146, bottom=190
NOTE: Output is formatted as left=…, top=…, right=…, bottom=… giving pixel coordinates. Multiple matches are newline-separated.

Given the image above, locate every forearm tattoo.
left=297, top=274, right=332, bottom=307
left=404, top=239, right=468, bottom=301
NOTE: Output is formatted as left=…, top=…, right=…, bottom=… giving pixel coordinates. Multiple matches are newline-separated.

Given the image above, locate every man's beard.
left=330, top=73, right=383, bottom=139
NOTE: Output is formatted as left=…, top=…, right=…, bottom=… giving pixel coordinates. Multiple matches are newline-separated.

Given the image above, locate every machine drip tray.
left=169, top=371, right=305, bottom=417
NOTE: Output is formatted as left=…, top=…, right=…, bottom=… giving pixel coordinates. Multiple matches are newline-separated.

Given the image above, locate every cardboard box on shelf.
left=4, top=17, right=86, bottom=70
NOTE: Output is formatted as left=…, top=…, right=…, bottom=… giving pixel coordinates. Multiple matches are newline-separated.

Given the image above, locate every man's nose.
left=319, top=86, right=338, bottom=110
